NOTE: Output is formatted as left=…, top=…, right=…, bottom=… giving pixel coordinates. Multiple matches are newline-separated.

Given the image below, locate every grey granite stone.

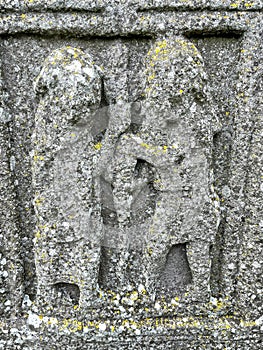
left=0, top=1, right=262, bottom=349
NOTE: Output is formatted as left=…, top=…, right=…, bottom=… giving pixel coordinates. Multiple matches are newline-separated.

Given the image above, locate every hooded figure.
left=32, top=47, right=104, bottom=309
left=111, top=36, right=220, bottom=300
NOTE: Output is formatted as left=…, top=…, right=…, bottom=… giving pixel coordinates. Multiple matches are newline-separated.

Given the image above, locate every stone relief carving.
left=32, top=37, right=220, bottom=310
left=32, top=47, right=104, bottom=308
left=145, top=37, right=219, bottom=300
left=106, top=36, right=220, bottom=300
left=0, top=2, right=260, bottom=347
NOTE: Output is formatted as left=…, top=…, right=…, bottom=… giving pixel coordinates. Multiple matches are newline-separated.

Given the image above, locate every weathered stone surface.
left=0, top=1, right=262, bottom=349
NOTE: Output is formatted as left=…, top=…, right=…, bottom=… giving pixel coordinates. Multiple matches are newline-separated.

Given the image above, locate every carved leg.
left=186, top=240, right=211, bottom=301
left=36, top=282, right=47, bottom=305
left=78, top=248, right=102, bottom=308
left=144, top=247, right=170, bottom=300
left=143, top=214, right=170, bottom=299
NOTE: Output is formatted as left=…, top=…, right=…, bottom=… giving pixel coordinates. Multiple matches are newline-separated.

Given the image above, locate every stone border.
left=0, top=0, right=262, bottom=13
left=0, top=11, right=260, bottom=36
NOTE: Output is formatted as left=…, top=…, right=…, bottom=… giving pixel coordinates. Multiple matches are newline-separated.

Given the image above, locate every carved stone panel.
left=0, top=2, right=262, bottom=349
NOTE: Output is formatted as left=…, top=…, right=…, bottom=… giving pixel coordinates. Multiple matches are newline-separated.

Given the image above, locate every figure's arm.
left=96, top=102, right=131, bottom=182
left=112, top=136, right=137, bottom=226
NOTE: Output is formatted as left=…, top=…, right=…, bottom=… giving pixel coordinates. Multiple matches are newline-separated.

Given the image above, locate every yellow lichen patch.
left=240, top=319, right=257, bottom=327
left=130, top=291, right=139, bottom=301
left=157, top=39, right=167, bottom=49
left=148, top=73, right=156, bottom=82
left=33, top=152, right=44, bottom=162
left=139, top=287, right=147, bottom=295
left=59, top=318, right=83, bottom=332
left=147, top=40, right=169, bottom=64
left=94, top=142, right=102, bottom=150
left=35, top=231, right=41, bottom=239
left=37, top=314, right=261, bottom=335
left=40, top=252, right=47, bottom=260
left=46, top=47, right=89, bottom=69
left=47, top=317, right=59, bottom=326
left=140, top=142, right=151, bottom=149
left=224, top=320, right=231, bottom=329
left=209, top=297, right=230, bottom=313
left=85, top=320, right=95, bottom=328
left=21, top=14, right=27, bottom=20
left=244, top=2, right=254, bottom=7
left=144, top=37, right=203, bottom=98
left=147, top=247, right=153, bottom=256
left=35, top=197, right=45, bottom=206
left=121, top=319, right=130, bottom=327
left=139, top=142, right=163, bottom=156
left=39, top=224, right=47, bottom=230
left=145, top=87, right=152, bottom=94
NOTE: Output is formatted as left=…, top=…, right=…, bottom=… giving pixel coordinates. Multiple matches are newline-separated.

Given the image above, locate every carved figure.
left=111, top=36, right=220, bottom=300
left=32, top=47, right=104, bottom=308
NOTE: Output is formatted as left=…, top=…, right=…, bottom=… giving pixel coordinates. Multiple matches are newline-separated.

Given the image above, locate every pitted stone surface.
left=0, top=1, right=262, bottom=349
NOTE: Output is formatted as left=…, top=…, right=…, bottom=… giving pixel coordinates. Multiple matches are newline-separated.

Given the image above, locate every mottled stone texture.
left=0, top=1, right=262, bottom=349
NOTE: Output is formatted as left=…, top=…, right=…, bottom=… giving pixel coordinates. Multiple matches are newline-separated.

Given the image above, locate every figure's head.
left=144, top=36, right=208, bottom=107
left=34, top=47, right=102, bottom=122
left=143, top=36, right=219, bottom=145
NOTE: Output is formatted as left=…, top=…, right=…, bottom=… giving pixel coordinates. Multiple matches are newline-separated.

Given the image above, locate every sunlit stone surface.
left=0, top=1, right=262, bottom=349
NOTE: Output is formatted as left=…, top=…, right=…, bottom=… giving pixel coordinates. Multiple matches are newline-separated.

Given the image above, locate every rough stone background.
left=0, top=1, right=262, bottom=349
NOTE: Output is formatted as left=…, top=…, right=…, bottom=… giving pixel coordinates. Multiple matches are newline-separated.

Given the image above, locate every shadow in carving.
left=158, top=243, right=193, bottom=297
left=51, top=282, right=80, bottom=307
